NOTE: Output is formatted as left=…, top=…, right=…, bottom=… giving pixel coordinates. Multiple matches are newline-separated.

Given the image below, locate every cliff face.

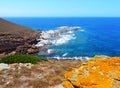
left=0, top=18, right=40, bottom=55
left=63, top=55, right=120, bottom=88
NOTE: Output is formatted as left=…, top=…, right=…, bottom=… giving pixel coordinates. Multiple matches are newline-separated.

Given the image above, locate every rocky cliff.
left=63, top=55, right=120, bottom=88
left=0, top=18, right=40, bottom=55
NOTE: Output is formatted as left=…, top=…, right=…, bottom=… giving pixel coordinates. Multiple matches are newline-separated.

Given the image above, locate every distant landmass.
left=0, top=18, right=40, bottom=57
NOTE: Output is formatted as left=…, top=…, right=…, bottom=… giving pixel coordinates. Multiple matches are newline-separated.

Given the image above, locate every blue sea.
left=4, top=17, right=120, bottom=57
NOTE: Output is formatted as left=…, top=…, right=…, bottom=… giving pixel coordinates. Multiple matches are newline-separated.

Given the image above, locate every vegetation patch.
left=0, top=54, right=48, bottom=64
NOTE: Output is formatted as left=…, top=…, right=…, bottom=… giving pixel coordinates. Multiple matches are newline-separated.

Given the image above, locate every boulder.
left=0, top=63, right=9, bottom=70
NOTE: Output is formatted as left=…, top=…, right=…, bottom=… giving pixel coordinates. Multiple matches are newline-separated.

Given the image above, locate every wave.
left=35, top=26, right=82, bottom=47
left=50, top=56, right=91, bottom=62
left=62, top=53, right=68, bottom=57
left=52, top=35, right=76, bottom=46
left=47, top=55, right=109, bottom=61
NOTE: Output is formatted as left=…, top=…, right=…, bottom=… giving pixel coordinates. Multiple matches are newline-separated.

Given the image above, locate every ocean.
left=4, top=17, right=120, bottom=58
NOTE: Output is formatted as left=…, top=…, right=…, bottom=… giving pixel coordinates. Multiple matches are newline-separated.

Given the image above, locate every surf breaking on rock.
left=35, top=26, right=82, bottom=55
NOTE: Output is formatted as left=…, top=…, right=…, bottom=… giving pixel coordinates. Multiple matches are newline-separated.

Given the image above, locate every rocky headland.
left=0, top=18, right=40, bottom=57
left=0, top=18, right=82, bottom=57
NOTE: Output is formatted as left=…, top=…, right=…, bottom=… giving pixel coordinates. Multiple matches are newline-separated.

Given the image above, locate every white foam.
left=62, top=53, right=68, bottom=57
left=79, top=29, right=85, bottom=32
left=50, top=56, right=91, bottom=61
left=67, top=31, right=73, bottom=34
left=35, top=26, right=81, bottom=47
left=53, top=35, right=76, bottom=46
left=35, top=43, right=44, bottom=47
left=47, top=49, right=55, bottom=54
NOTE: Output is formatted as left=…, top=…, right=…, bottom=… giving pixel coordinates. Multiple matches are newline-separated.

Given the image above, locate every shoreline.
left=35, top=26, right=82, bottom=56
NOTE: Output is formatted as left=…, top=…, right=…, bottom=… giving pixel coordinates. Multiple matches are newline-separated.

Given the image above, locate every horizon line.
left=1, top=16, right=120, bottom=18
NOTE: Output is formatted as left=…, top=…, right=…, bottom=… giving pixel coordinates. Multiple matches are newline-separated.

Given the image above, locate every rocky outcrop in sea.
left=35, top=26, right=82, bottom=55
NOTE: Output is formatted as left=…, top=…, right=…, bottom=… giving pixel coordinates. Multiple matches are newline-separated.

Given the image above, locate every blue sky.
left=0, top=0, right=120, bottom=17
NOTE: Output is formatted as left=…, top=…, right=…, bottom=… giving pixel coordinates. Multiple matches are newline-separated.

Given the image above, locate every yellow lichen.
left=63, top=81, right=74, bottom=88
left=63, top=56, right=120, bottom=88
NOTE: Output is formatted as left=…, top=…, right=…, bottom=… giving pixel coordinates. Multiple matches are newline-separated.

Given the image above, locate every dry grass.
left=0, top=59, right=80, bottom=88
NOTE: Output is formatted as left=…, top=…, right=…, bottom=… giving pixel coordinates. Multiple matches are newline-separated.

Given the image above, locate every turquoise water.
left=4, top=17, right=120, bottom=57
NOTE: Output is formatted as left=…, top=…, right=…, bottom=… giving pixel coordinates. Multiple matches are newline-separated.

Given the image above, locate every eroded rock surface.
left=0, top=18, right=40, bottom=55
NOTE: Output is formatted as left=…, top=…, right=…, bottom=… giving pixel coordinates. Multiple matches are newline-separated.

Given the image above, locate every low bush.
left=0, top=54, right=48, bottom=64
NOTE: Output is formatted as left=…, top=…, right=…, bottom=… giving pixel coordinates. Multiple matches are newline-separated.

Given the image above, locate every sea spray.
left=50, top=56, right=91, bottom=61
left=35, top=26, right=81, bottom=47
left=35, top=26, right=84, bottom=56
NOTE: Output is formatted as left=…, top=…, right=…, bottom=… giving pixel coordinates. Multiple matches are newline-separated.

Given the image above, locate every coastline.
left=2, top=17, right=120, bottom=58
left=35, top=26, right=82, bottom=56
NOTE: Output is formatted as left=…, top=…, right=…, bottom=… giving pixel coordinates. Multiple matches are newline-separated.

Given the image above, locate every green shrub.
left=0, top=54, right=48, bottom=64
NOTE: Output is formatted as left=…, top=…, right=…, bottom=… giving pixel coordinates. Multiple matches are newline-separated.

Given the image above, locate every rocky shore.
left=0, top=18, right=41, bottom=57
left=35, top=26, right=81, bottom=55
left=0, top=18, right=82, bottom=57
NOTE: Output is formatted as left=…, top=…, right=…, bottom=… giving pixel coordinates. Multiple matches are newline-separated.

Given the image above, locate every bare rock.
left=0, top=18, right=40, bottom=55
left=0, top=63, right=9, bottom=70
left=27, top=46, right=39, bottom=54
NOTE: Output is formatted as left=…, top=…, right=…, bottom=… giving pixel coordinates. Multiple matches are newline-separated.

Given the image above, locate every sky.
left=0, top=0, right=120, bottom=17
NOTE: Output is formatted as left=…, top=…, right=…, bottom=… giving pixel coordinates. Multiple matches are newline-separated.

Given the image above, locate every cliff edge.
left=0, top=18, right=40, bottom=56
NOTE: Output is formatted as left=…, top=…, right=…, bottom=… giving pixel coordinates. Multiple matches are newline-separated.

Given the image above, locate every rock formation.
left=63, top=55, right=120, bottom=88
left=0, top=18, right=40, bottom=55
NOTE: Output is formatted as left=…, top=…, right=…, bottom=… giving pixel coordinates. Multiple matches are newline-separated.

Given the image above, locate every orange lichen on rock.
left=63, top=81, right=74, bottom=88
left=63, top=56, right=120, bottom=88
